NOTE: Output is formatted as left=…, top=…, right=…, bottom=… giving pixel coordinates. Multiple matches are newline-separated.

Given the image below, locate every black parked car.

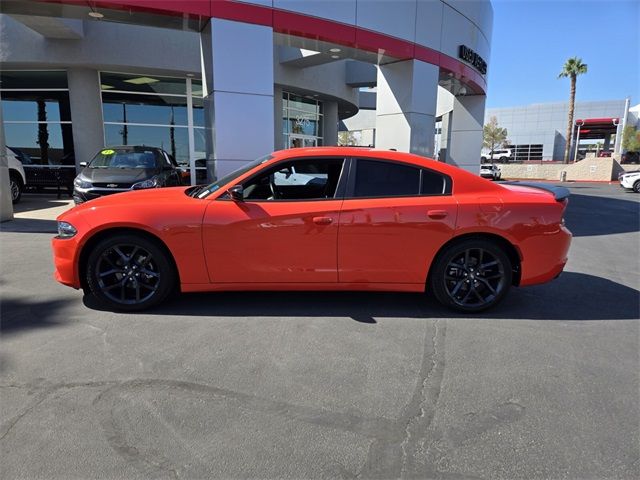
left=73, top=146, right=183, bottom=204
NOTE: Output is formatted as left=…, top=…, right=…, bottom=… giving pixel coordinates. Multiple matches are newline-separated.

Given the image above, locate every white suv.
left=481, top=149, right=513, bottom=163
left=480, top=163, right=502, bottom=181
left=619, top=170, right=640, bottom=193
left=6, top=147, right=27, bottom=203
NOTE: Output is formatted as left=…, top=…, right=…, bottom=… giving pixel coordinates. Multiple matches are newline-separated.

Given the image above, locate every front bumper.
left=73, top=186, right=130, bottom=204
left=52, top=234, right=82, bottom=289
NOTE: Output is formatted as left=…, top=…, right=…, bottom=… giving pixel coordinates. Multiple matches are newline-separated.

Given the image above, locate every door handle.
left=427, top=210, right=448, bottom=219
left=312, top=216, right=333, bottom=225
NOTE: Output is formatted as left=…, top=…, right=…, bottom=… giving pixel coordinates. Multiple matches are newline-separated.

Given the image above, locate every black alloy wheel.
left=634, top=181, right=640, bottom=193
left=86, top=234, right=175, bottom=311
left=9, top=173, right=22, bottom=203
left=430, top=239, right=512, bottom=312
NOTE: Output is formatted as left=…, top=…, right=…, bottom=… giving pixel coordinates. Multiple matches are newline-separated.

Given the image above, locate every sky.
left=486, top=0, right=640, bottom=108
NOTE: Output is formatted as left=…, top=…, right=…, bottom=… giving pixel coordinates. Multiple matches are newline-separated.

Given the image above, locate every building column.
left=273, top=85, right=283, bottom=150
left=323, top=101, right=338, bottom=146
left=200, top=19, right=274, bottom=179
left=443, top=94, right=486, bottom=173
left=67, top=68, right=105, bottom=166
left=0, top=94, right=14, bottom=221
left=375, top=60, right=438, bottom=157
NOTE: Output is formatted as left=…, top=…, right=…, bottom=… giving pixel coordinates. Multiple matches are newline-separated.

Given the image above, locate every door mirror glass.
left=228, top=184, right=244, bottom=201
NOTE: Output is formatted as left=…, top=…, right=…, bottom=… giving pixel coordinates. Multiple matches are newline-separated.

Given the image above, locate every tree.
left=338, top=131, right=358, bottom=146
left=622, top=125, right=640, bottom=152
left=36, top=100, right=49, bottom=165
left=558, top=57, right=588, bottom=163
left=483, top=116, right=509, bottom=161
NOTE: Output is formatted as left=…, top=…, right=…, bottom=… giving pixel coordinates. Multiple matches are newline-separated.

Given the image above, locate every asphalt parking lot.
left=1, top=183, right=639, bottom=479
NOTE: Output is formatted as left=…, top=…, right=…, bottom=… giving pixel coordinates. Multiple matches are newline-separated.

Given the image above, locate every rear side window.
left=354, top=159, right=420, bottom=197
left=352, top=159, right=450, bottom=198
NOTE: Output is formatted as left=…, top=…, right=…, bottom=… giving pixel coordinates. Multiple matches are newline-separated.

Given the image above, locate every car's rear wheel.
left=633, top=180, right=640, bottom=193
left=86, top=234, right=175, bottom=311
left=9, top=172, right=23, bottom=204
left=429, top=239, right=512, bottom=313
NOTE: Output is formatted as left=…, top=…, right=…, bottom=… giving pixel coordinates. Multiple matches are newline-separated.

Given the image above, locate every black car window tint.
left=420, top=168, right=447, bottom=195
left=354, top=159, right=420, bottom=197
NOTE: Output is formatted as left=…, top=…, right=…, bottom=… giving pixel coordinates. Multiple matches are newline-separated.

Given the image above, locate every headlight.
left=74, top=177, right=92, bottom=189
left=132, top=176, right=159, bottom=189
left=57, top=221, right=77, bottom=239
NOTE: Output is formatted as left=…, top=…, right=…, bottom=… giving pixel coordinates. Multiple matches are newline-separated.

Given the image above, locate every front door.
left=202, top=157, right=346, bottom=284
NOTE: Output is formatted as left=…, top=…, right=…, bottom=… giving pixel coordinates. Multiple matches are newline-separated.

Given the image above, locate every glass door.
left=289, top=134, right=317, bottom=148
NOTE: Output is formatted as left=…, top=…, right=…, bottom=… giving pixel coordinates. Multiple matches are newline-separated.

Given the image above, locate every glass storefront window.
left=4, top=123, right=73, bottom=165
left=100, top=72, right=207, bottom=183
left=1, top=71, right=75, bottom=177
left=282, top=92, right=323, bottom=148
left=1, top=94, right=71, bottom=122
left=0, top=70, right=68, bottom=90
left=100, top=72, right=187, bottom=96
left=193, top=97, right=204, bottom=127
left=104, top=124, right=190, bottom=164
left=102, top=96, right=189, bottom=125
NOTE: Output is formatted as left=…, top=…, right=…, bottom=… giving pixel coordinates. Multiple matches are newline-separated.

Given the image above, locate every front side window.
left=242, top=158, right=344, bottom=201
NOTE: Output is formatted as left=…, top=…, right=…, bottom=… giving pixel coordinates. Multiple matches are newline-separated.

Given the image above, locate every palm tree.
left=558, top=57, right=588, bottom=163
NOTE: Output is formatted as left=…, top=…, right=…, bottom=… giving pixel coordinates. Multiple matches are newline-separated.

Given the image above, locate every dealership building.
left=0, top=0, right=493, bottom=209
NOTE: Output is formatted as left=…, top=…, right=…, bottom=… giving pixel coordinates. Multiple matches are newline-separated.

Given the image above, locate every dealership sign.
left=458, top=45, right=487, bottom=75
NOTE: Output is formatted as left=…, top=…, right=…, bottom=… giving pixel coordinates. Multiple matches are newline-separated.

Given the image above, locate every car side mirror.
left=79, top=162, right=87, bottom=167
left=228, top=184, right=244, bottom=202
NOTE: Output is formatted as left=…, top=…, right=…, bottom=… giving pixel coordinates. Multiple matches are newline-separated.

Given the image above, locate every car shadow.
left=564, top=192, right=639, bottom=237
left=82, top=272, right=639, bottom=322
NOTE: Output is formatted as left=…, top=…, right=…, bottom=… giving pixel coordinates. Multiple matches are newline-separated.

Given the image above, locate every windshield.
left=88, top=149, right=160, bottom=169
left=196, top=154, right=273, bottom=198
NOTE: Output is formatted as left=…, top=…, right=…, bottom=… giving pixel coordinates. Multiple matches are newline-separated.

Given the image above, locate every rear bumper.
left=519, top=225, right=572, bottom=286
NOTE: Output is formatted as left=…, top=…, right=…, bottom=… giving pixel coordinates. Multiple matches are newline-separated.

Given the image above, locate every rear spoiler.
left=501, top=181, right=570, bottom=201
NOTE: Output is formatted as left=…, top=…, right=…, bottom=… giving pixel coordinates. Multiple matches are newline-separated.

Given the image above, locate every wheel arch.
left=78, top=227, right=181, bottom=293
left=426, top=232, right=522, bottom=290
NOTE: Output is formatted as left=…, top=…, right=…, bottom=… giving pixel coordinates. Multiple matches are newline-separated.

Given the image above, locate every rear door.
left=338, top=158, right=458, bottom=285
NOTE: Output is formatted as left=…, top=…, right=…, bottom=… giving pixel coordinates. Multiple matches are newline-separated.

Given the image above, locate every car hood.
left=64, top=186, right=193, bottom=215
left=79, top=167, right=159, bottom=183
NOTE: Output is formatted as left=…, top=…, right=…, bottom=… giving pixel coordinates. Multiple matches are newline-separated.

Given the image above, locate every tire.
left=499, top=156, right=508, bottom=163
left=86, top=233, right=176, bottom=311
left=634, top=181, right=640, bottom=193
left=9, top=172, right=23, bottom=204
left=429, top=238, right=512, bottom=313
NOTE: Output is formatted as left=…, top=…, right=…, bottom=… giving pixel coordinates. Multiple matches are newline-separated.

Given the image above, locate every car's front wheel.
left=429, top=239, right=512, bottom=313
left=86, top=233, right=175, bottom=311
left=634, top=180, right=640, bottom=193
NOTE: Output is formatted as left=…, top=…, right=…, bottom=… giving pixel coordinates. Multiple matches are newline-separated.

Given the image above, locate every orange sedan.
left=52, top=147, right=572, bottom=313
